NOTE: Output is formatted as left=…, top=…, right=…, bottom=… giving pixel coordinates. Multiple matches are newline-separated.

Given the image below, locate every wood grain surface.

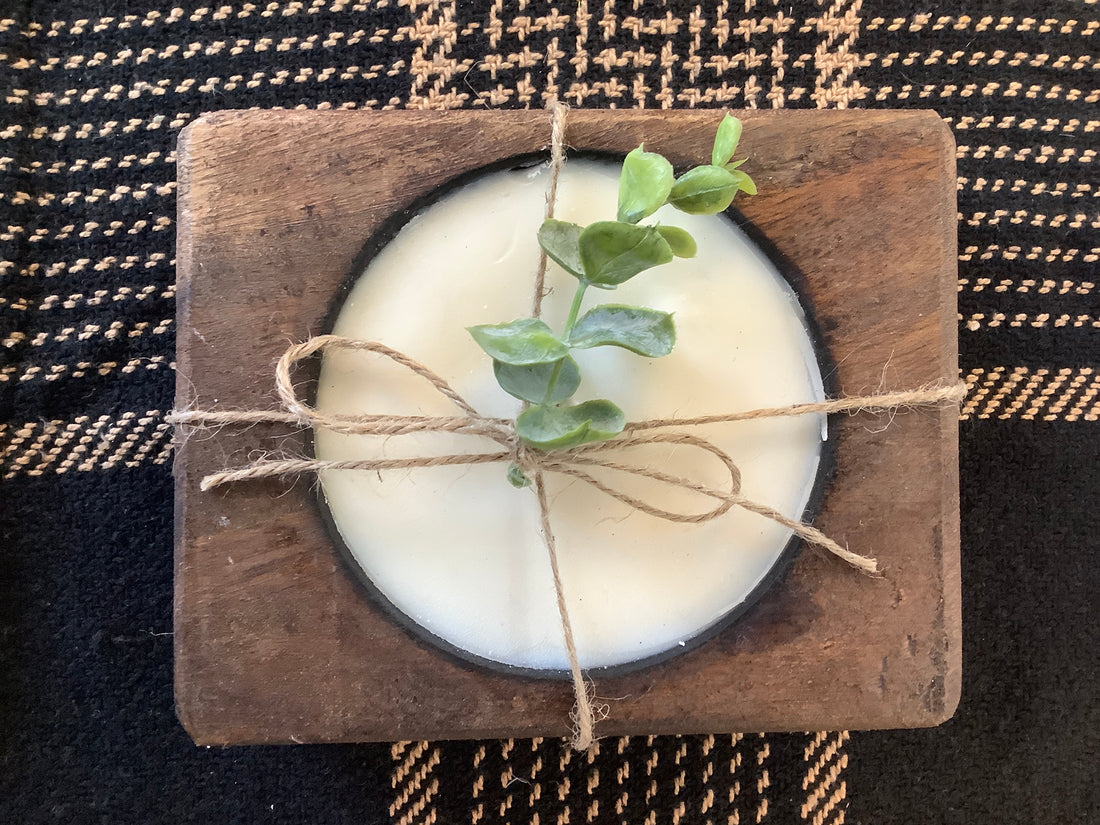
left=174, top=109, right=959, bottom=745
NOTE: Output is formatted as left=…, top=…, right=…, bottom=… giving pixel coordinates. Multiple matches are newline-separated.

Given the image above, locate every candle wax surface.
left=315, top=159, right=826, bottom=672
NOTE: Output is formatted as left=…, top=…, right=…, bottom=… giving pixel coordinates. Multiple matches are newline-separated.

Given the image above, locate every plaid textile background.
left=1, top=1, right=1096, bottom=822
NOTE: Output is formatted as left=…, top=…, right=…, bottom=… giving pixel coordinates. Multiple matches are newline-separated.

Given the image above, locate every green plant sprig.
left=467, top=114, right=756, bottom=487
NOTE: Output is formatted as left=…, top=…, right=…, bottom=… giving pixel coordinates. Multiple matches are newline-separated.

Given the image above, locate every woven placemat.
left=0, top=2, right=1096, bottom=823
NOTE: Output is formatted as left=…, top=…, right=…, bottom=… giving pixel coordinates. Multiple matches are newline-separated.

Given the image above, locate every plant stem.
left=562, top=281, right=588, bottom=340
left=541, top=281, right=588, bottom=405
left=541, top=360, right=565, bottom=405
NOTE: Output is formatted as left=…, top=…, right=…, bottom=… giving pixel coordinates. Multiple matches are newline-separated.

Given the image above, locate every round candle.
left=314, top=158, right=826, bottom=673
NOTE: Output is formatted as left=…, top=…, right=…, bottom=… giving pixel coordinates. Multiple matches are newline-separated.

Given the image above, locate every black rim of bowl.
left=309, top=150, right=839, bottom=682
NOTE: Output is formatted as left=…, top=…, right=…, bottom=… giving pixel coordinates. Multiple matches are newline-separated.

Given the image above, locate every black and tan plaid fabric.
left=1, top=1, right=1095, bottom=822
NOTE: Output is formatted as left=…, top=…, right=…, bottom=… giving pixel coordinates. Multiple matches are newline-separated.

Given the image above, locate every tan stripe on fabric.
left=755, top=735, right=770, bottom=824
left=0, top=182, right=176, bottom=208
left=801, top=731, right=849, bottom=825
left=0, top=113, right=192, bottom=142
left=863, top=14, right=1098, bottom=37
left=0, top=317, right=173, bottom=348
left=390, top=740, right=441, bottom=825
left=9, top=7, right=1095, bottom=42
left=0, top=150, right=176, bottom=176
left=961, top=311, right=1100, bottom=331
left=959, top=245, right=1100, bottom=263
left=1, top=356, right=173, bottom=385
left=0, top=1, right=390, bottom=40
left=0, top=252, right=173, bottom=279
left=864, top=50, right=1095, bottom=71
left=955, top=143, right=1098, bottom=165
left=962, top=367, right=1100, bottom=421
left=0, top=215, right=173, bottom=243
left=959, top=208, right=1100, bottom=229
left=0, top=410, right=173, bottom=478
left=956, top=177, right=1099, bottom=201
left=958, top=276, right=1094, bottom=295
left=870, top=83, right=1099, bottom=105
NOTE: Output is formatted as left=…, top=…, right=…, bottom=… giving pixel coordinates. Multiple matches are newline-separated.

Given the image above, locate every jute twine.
left=168, top=101, right=966, bottom=751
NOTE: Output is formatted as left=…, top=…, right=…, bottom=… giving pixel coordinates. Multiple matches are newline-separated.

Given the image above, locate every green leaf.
left=711, top=114, right=743, bottom=167
left=668, top=165, right=740, bottom=215
left=516, top=400, right=626, bottom=450
left=493, top=356, right=581, bottom=404
left=578, top=221, right=674, bottom=287
left=726, top=168, right=757, bottom=195
left=725, top=158, right=747, bottom=170
left=506, top=462, right=532, bottom=488
left=537, top=219, right=585, bottom=278
left=467, top=318, right=568, bottom=365
left=569, top=305, right=676, bottom=357
left=617, top=146, right=674, bottom=224
left=655, top=225, right=697, bottom=258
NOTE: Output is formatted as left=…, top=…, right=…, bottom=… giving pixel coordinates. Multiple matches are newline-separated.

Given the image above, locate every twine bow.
left=169, top=101, right=966, bottom=751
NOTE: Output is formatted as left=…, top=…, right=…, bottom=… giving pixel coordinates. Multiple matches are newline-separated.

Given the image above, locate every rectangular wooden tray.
left=174, top=109, right=960, bottom=745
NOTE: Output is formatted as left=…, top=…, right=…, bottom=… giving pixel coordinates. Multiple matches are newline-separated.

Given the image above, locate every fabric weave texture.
left=1, top=1, right=1096, bottom=823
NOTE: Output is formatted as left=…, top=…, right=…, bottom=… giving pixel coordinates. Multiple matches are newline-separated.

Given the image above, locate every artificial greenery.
left=468, top=114, right=756, bottom=486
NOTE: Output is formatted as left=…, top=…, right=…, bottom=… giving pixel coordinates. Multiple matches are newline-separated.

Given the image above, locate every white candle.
left=314, top=158, right=826, bottom=672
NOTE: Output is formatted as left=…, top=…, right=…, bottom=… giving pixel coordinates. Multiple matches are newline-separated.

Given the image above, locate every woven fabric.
left=1, top=1, right=1096, bottom=823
